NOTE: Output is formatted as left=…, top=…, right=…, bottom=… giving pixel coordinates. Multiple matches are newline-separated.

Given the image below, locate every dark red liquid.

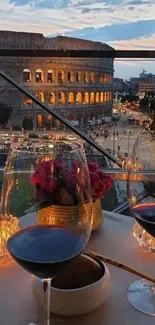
left=133, top=203, right=155, bottom=238
left=7, top=226, right=85, bottom=278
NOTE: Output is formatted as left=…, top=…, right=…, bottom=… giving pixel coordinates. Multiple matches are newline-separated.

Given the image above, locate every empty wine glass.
left=1, top=135, right=92, bottom=324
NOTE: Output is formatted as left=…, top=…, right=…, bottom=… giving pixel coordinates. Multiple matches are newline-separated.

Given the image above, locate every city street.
left=93, top=109, right=148, bottom=157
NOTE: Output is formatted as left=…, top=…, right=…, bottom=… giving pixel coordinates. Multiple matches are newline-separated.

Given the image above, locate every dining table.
left=0, top=210, right=154, bottom=325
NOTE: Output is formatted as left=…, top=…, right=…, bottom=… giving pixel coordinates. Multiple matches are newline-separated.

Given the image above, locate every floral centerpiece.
left=27, top=158, right=112, bottom=230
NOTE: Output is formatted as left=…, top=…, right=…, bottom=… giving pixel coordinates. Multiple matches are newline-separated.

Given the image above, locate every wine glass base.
left=127, top=279, right=155, bottom=316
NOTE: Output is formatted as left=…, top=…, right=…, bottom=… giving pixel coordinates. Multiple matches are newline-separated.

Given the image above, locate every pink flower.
left=65, top=170, right=77, bottom=187
left=87, top=160, right=98, bottom=173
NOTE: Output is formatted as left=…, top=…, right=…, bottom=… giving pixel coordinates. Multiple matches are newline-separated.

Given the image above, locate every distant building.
left=113, top=78, right=129, bottom=93
left=138, top=75, right=155, bottom=96
left=0, top=31, right=114, bottom=128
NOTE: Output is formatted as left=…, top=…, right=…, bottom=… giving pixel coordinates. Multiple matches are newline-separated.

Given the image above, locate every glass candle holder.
left=0, top=214, right=19, bottom=262
left=133, top=221, right=155, bottom=253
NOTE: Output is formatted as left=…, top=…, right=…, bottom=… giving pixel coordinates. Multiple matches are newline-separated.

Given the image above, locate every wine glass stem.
left=42, top=278, right=52, bottom=325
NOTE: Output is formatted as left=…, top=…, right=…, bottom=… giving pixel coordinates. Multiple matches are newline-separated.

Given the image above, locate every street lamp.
left=111, top=130, right=118, bottom=156
left=124, top=129, right=132, bottom=155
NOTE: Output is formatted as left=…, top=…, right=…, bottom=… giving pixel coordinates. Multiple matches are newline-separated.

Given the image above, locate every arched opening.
left=76, top=92, right=82, bottom=104
left=58, top=70, right=65, bottom=83
left=47, top=70, right=54, bottom=83
left=67, top=72, right=74, bottom=83
left=84, top=92, right=89, bottom=104
left=104, top=92, right=107, bottom=102
left=90, top=72, right=95, bottom=83
left=23, top=69, right=31, bottom=82
left=48, top=92, right=56, bottom=105
left=68, top=113, right=74, bottom=121
left=100, top=73, right=104, bottom=83
left=95, top=92, right=100, bottom=103
left=35, top=69, right=43, bottom=82
left=47, top=114, right=52, bottom=129
left=103, top=73, right=107, bottom=83
left=76, top=72, right=81, bottom=82
left=90, top=92, right=95, bottom=104
left=36, top=114, right=43, bottom=128
left=22, top=115, right=33, bottom=130
left=36, top=91, right=44, bottom=102
left=68, top=92, right=74, bottom=104
left=100, top=92, right=104, bottom=103
left=107, top=92, right=110, bottom=101
left=24, top=96, right=32, bottom=106
left=59, top=92, right=65, bottom=105
left=84, top=72, right=89, bottom=83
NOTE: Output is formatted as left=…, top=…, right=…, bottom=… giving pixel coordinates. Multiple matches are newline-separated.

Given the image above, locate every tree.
left=121, top=95, right=138, bottom=103
left=149, top=99, right=155, bottom=131
left=0, top=102, right=13, bottom=125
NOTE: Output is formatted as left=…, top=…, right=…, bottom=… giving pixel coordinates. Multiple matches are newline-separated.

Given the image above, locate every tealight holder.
left=133, top=221, right=155, bottom=253
left=0, top=214, right=19, bottom=262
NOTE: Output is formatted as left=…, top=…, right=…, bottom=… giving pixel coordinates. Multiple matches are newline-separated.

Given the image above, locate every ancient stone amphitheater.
left=0, top=31, right=114, bottom=128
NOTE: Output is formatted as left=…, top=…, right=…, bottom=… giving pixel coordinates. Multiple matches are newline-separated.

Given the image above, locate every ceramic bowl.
left=31, top=253, right=111, bottom=316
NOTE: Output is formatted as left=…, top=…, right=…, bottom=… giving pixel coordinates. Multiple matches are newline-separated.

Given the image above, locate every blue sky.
left=0, top=0, right=155, bottom=78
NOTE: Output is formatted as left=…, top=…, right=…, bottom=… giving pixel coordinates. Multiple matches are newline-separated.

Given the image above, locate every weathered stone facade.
left=0, top=31, right=114, bottom=128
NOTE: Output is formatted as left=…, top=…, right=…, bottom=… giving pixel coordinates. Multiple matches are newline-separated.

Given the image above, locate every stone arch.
left=95, top=92, right=100, bottom=103
left=35, top=69, right=43, bottom=82
left=24, top=96, right=32, bottom=106
left=84, top=72, right=89, bottom=83
left=84, top=92, right=89, bottom=104
left=67, top=113, right=74, bottom=121
left=100, top=73, right=104, bottom=83
left=58, top=70, right=65, bottom=83
left=76, top=92, right=82, bottom=104
left=46, top=114, right=53, bottom=129
left=67, top=72, right=74, bottom=83
left=36, top=91, right=44, bottom=102
left=22, top=114, right=33, bottom=130
left=47, top=69, right=54, bottom=83
left=36, top=114, right=44, bottom=128
left=68, top=92, right=74, bottom=104
left=90, top=72, right=95, bottom=83
left=76, top=71, right=81, bottom=82
left=104, top=91, right=107, bottom=102
left=90, top=92, right=95, bottom=104
left=103, top=73, right=107, bottom=83
left=23, top=68, right=31, bottom=82
left=100, top=92, right=104, bottom=103
left=59, top=92, right=65, bottom=105
left=90, top=112, right=95, bottom=120
left=48, top=92, right=56, bottom=105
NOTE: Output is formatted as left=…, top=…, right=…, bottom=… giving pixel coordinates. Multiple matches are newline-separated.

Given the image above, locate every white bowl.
left=31, top=253, right=111, bottom=316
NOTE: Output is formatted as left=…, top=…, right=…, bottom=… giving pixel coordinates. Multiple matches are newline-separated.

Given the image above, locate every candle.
left=0, top=214, right=19, bottom=262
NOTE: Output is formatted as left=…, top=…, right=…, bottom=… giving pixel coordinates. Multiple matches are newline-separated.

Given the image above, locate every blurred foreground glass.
left=1, top=136, right=92, bottom=325
left=127, top=131, right=155, bottom=316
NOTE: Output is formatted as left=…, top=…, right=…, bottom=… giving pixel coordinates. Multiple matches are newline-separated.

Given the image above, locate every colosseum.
left=0, top=31, right=114, bottom=129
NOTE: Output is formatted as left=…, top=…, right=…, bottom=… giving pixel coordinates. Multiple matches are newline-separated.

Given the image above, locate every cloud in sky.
left=0, top=0, right=155, bottom=78
left=9, top=0, right=70, bottom=8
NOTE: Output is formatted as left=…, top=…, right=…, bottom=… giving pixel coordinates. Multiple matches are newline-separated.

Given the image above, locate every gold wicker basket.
left=37, top=199, right=103, bottom=231
left=92, top=198, right=103, bottom=230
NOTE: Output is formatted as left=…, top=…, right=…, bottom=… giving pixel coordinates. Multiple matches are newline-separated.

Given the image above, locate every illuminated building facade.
left=0, top=31, right=114, bottom=128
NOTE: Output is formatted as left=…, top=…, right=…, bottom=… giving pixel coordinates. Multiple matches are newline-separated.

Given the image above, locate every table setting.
left=0, top=131, right=155, bottom=325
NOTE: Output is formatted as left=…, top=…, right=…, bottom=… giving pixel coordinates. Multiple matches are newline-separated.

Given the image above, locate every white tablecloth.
left=0, top=211, right=154, bottom=325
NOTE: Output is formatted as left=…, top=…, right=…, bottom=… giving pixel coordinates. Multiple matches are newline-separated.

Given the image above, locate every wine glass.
left=127, top=131, right=155, bottom=316
left=1, top=135, right=92, bottom=325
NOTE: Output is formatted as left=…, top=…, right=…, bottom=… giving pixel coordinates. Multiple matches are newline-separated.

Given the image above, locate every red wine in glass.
left=7, top=226, right=85, bottom=279
left=132, top=203, right=155, bottom=238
